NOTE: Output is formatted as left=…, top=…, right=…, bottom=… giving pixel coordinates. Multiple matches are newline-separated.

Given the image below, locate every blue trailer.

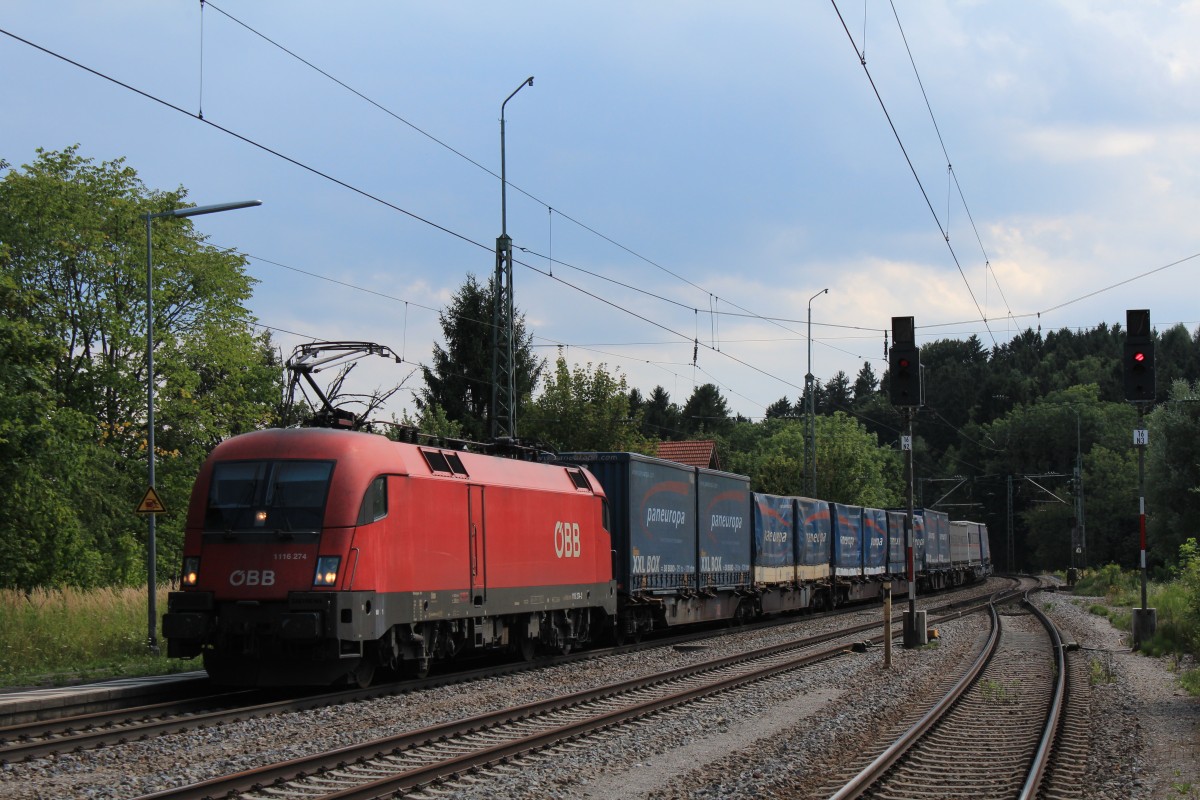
left=752, top=493, right=794, bottom=585
left=796, top=497, right=832, bottom=584
left=886, top=510, right=907, bottom=576
left=752, top=494, right=830, bottom=613
left=831, top=503, right=863, bottom=580
left=862, top=507, right=888, bottom=576
left=698, top=470, right=751, bottom=589
left=553, top=452, right=754, bottom=634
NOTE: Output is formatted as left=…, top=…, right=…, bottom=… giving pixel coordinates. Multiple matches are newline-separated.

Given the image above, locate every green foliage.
left=0, top=147, right=282, bottom=589
left=642, top=385, right=684, bottom=439
left=1136, top=580, right=1194, bottom=658
left=417, top=273, right=543, bottom=441
left=393, top=403, right=465, bottom=440
left=979, top=678, right=1017, bottom=703
left=681, top=383, right=733, bottom=437
left=523, top=357, right=654, bottom=452
left=1075, top=563, right=1139, bottom=602
left=1148, top=381, right=1200, bottom=566
left=0, top=586, right=195, bottom=686
left=1088, top=657, right=1116, bottom=685
left=726, top=413, right=900, bottom=506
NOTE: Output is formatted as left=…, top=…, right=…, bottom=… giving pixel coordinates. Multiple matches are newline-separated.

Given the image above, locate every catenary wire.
left=887, top=0, right=1015, bottom=323
left=830, top=0, right=998, bottom=348
left=200, top=2, right=827, bottom=355
left=0, top=25, right=807, bottom=413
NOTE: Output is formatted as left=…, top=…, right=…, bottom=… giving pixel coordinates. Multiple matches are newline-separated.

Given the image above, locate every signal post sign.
left=136, top=487, right=167, bottom=514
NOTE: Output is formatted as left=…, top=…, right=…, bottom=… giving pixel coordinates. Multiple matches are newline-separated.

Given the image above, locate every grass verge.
left=0, top=585, right=200, bottom=688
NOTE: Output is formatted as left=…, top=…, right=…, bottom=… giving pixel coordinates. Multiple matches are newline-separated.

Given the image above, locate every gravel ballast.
left=2, top=580, right=1196, bottom=800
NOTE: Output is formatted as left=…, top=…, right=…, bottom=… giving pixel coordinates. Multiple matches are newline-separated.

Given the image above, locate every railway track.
left=119, top=583, right=1018, bottom=800
left=133, top=623, right=899, bottom=799
left=2, top=582, right=1011, bottom=766
left=821, top=585, right=1070, bottom=799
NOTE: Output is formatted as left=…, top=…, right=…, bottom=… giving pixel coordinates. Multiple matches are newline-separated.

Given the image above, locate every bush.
left=1138, top=580, right=1194, bottom=658
left=1074, top=563, right=1139, bottom=604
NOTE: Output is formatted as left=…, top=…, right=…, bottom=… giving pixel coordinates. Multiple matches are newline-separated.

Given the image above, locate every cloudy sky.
left=4, top=2, right=1198, bottom=422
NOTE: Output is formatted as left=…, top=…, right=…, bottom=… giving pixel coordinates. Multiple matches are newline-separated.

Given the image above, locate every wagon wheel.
left=519, top=633, right=537, bottom=662
left=406, top=657, right=431, bottom=680
left=352, top=660, right=376, bottom=689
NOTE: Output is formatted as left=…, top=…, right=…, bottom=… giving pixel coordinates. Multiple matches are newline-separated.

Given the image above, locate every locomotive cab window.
left=205, top=459, right=333, bottom=534
left=356, top=476, right=388, bottom=525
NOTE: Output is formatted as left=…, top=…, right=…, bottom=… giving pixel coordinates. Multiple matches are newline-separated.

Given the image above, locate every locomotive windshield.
left=205, top=460, right=334, bottom=533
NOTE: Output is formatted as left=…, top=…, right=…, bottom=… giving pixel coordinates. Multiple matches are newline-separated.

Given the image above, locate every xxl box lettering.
left=697, top=470, right=751, bottom=589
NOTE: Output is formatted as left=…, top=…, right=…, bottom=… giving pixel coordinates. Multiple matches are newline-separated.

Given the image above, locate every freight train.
left=162, top=429, right=990, bottom=686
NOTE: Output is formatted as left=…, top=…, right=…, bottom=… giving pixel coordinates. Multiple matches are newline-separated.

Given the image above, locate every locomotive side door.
left=468, top=484, right=486, bottom=606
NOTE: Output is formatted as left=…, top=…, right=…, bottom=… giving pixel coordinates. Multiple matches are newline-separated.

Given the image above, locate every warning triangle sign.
left=136, top=486, right=167, bottom=514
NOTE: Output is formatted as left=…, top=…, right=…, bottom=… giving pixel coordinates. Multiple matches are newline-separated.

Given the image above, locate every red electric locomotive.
left=163, top=428, right=617, bottom=686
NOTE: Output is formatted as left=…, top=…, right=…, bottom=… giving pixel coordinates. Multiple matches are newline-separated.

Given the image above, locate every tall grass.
left=0, top=585, right=199, bottom=687
left=1071, top=562, right=1200, bottom=694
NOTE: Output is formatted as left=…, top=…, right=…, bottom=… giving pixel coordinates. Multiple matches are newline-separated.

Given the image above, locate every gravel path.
left=3, top=580, right=1196, bottom=800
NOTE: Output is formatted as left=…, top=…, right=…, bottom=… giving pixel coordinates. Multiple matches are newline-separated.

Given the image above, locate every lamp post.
left=143, top=199, right=261, bottom=652
left=806, top=288, right=829, bottom=496
left=491, top=76, right=534, bottom=440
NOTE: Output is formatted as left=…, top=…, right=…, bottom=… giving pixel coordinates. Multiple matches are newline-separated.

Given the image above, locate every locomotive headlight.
left=313, top=556, right=341, bottom=587
left=254, top=509, right=268, bottom=527
left=181, top=556, right=200, bottom=587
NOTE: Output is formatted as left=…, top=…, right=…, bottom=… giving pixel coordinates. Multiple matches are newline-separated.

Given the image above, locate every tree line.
left=4, top=147, right=1199, bottom=590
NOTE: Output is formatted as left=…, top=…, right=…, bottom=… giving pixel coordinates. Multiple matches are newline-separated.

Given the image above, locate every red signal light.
left=1133, top=351, right=1146, bottom=363
left=898, top=358, right=911, bottom=369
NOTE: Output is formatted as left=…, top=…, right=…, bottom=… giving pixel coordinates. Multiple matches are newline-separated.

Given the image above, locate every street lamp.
left=143, top=199, right=261, bottom=652
left=491, top=76, right=534, bottom=440
left=806, top=288, right=829, bottom=496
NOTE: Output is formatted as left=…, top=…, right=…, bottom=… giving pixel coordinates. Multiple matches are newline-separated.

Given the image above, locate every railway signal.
left=1123, top=309, right=1155, bottom=403
left=1125, top=308, right=1158, bottom=645
left=888, top=316, right=923, bottom=408
left=890, top=316, right=925, bottom=647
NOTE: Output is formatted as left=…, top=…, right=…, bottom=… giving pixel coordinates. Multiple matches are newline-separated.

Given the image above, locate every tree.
left=682, top=383, right=732, bottom=436
left=642, top=386, right=683, bottom=439
left=951, top=385, right=1137, bottom=571
left=392, top=402, right=465, bottom=441
left=0, top=146, right=281, bottom=588
left=417, top=273, right=543, bottom=441
left=815, top=412, right=902, bottom=506
left=0, top=273, right=120, bottom=588
left=1148, top=379, right=1200, bottom=568
left=764, top=396, right=794, bottom=419
left=852, top=362, right=878, bottom=405
left=522, top=357, right=653, bottom=452
left=728, top=414, right=900, bottom=504
left=824, top=371, right=853, bottom=411
left=627, top=387, right=645, bottom=422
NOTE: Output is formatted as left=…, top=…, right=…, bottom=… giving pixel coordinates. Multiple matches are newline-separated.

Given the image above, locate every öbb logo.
left=229, top=569, right=275, bottom=586
left=554, top=521, right=581, bottom=558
